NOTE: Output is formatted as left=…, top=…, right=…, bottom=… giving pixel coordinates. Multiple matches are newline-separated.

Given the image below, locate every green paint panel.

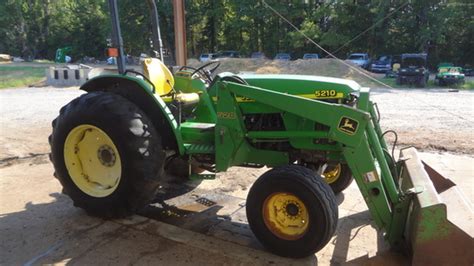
left=241, top=74, right=361, bottom=96
left=180, top=122, right=215, bottom=144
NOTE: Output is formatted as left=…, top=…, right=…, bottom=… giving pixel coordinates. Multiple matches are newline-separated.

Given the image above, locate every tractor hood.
left=437, top=67, right=463, bottom=76
left=239, top=74, right=361, bottom=100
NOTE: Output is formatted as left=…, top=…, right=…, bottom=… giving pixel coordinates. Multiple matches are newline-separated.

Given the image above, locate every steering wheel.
left=190, top=61, right=221, bottom=83
left=178, top=65, right=198, bottom=72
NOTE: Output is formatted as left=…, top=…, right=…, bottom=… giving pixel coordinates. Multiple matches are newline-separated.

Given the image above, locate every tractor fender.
left=80, top=75, right=185, bottom=155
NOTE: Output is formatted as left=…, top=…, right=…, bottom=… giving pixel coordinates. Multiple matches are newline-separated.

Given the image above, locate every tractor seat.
left=142, top=58, right=200, bottom=105
left=142, top=58, right=174, bottom=95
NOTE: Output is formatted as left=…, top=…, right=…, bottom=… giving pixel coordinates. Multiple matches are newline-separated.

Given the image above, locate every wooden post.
left=173, top=0, right=186, bottom=66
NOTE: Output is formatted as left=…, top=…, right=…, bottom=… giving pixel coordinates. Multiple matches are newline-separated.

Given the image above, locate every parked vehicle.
left=274, top=53, right=291, bottom=61
left=370, top=55, right=394, bottom=73
left=199, top=53, right=215, bottom=62
left=302, top=53, right=320, bottom=60
left=434, top=63, right=465, bottom=86
left=214, top=51, right=240, bottom=59
left=346, top=53, right=370, bottom=69
left=396, top=53, right=430, bottom=87
left=251, top=52, right=266, bottom=59
left=462, top=65, right=474, bottom=76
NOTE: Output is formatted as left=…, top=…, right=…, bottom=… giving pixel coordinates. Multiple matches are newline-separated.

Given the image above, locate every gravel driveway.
left=371, top=88, right=473, bottom=154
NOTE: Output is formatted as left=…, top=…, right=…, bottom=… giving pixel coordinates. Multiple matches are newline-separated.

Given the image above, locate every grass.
left=461, top=80, right=474, bottom=90
left=33, top=59, right=54, bottom=64
left=0, top=65, right=46, bottom=89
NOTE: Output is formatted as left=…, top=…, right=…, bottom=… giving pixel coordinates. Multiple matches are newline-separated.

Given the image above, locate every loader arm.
left=217, top=81, right=402, bottom=234
left=217, top=81, right=473, bottom=264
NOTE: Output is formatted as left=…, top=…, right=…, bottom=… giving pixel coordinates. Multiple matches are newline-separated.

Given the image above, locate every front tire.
left=246, top=165, right=338, bottom=258
left=321, top=163, right=354, bottom=194
left=49, top=92, right=165, bottom=218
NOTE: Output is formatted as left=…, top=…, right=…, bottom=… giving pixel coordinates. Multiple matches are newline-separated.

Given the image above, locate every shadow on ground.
left=0, top=179, right=407, bottom=265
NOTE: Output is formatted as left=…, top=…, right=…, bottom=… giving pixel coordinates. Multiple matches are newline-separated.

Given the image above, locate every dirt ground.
left=0, top=74, right=473, bottom=264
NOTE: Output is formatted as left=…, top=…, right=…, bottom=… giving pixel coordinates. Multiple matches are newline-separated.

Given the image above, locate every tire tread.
left=49, top=91, right=164, bottom=218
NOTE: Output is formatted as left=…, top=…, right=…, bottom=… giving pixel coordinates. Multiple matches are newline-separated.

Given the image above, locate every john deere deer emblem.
left=338, top=117, right=359, bottom=135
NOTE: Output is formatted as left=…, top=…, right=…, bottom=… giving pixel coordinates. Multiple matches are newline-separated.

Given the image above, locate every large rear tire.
left=246, top=165, right=338, bottom=258
left=49, top=91, right=165, bottom=218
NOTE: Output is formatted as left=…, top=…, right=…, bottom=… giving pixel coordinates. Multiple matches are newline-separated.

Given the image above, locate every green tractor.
left=55, top=46, right=72, bottom=63
left=435, top=63, right=465, bottom=86
left=48, top=1, right=472, bottom=264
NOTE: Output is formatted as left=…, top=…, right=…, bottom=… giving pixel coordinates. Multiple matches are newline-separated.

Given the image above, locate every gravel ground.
left=0, top=87, right=83, bottom=160
left=372, top=88, right=474, bottom=154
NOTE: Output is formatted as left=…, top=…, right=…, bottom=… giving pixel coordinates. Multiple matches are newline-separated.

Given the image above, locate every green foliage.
left=0, top=0, right=472, bottom=67
left=0, top=66, right=46, bottom=89
left=461, top=81, right=474, bottom=90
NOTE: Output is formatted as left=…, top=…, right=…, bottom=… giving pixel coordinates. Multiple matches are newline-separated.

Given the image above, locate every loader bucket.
left=399, top=147, right=473, bottom=265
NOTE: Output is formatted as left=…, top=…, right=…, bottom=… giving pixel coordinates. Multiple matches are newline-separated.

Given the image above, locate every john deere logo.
left=338, top=117, right=358, bottom=135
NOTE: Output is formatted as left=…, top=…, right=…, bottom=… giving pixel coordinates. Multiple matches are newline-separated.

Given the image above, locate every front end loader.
left=48, top=1, right=473, bottom=264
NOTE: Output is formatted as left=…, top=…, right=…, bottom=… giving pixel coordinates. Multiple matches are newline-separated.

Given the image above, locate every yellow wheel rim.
left=262, top=192, right=309, bottom=240
left=64, top=124, right=122, bottom=198
left=322, top=164, right=341, bottom=184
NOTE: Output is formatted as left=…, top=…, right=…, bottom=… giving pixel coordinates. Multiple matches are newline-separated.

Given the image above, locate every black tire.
left=322, top=163, right=354, bottom=194
left=49, top=91, right=165, bottom=218
left=246, top=165, right=338, bottom=258
left=396, top=76, right=402, bottom=85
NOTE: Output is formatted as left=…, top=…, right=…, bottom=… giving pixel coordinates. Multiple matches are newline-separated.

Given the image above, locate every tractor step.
left=180, top=122, right=215, bottom=131
left=181, top=122, right=215, bottom=146
left=184, top=143, right=215, bottom=154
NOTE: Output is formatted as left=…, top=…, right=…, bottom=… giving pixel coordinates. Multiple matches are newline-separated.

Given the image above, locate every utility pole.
left=173, top=0, right=187, bottom=66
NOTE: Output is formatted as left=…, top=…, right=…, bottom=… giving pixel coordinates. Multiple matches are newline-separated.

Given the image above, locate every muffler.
left=399, top=147, right=473, bottom=265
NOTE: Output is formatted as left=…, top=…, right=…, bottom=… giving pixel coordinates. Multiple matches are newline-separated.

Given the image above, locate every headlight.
left=371, top=64, right=376, bottom=67
left=385, top=64, right=391, bottom=67
left=401, top=69, right=407, bottom=72
left=415, top=69, right=420, bottom=72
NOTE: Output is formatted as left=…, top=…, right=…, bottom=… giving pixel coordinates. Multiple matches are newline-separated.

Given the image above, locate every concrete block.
left=46, top=66, right=91, bottom=87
